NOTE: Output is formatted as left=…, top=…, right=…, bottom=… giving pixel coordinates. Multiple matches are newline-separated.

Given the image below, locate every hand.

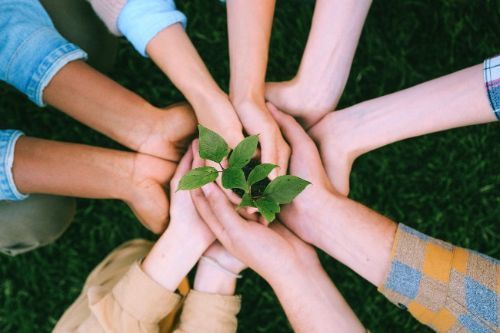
left=267, top=103, right=339, bottom=244
left=234, top=100, right=290, bottom=179
left=136, top=103, right=197, bottom=162
left=124, top=153, right=177, bottom=233
left=191, top=181, right=319, bottom=282
left=266, top=78, right=338, bottom=129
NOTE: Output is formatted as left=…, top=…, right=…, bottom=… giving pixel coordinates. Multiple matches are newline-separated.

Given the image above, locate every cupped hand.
left=167, top=146, right=215, bottom=247
left=190, top=181, right=318, bottom=282
left=125, top=152, right=176, bottom=233
left=234, top=101, right=290, bottom=179
left=138, top=103, right=197, bottom=162
left=267, top=103, right=338, bottom=245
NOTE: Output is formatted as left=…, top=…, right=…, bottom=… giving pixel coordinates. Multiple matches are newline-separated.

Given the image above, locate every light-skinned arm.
left=266, top=0, right=372, bottom=128
left=190, top=156, right=365, bottom=332
left=269, top=104, right=396, bottom=286
left=146, top=24, right=244, bottom=148
left=43, top=61, right=196, bottom=162
left=12, top=136, right=176, bottom=233
left=309, top=63, right=497, bottom=195
left=226, top=0, right=290, bottom=178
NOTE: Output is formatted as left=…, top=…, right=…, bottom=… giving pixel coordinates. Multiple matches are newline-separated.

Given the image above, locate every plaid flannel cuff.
left=484, top=55, right=500, bottom=120
left=378, top=224, right=498, bottom=333
left=0, top=130, right=28, bottom=201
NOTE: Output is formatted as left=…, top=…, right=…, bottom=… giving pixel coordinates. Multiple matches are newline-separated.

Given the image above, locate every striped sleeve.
left=484, top=55, right=500, bottom=120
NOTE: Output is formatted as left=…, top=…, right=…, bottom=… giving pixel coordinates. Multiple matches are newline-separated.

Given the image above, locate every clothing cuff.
left=178, top=290, right=241, bottom=333
left=112, top=261, right=181, bottom=323
left=484, top=55, right=500, bottom=120
left=0, top=130, right=28, bottom=201
left=87, top=0, right=127, bottom=35
left=117, top=0, right=187, bottom=57
left=7, top=28, right=87, bottom=107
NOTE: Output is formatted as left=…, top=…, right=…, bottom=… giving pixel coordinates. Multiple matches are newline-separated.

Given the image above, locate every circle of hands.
left=135, top=100, right=340, bottom=280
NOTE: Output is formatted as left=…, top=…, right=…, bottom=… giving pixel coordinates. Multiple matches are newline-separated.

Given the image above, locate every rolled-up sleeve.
left=378, top=224, right=498, bottom=333
left=174, top=290, right=241, bottom=333
left=484, top=55, right=500, bottom=120
left=0, top=0, right=87, bottom=106
left=117, top=0, right=187, bottom=57
left=0, top=130, right=28, bottom=201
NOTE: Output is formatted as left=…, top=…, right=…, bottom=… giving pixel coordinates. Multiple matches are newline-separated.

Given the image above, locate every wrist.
left=229, top=85, right=266, bottom=108
left=194, top=259, right=238, bottom=296
left=142, top=225, right=208, bottom=291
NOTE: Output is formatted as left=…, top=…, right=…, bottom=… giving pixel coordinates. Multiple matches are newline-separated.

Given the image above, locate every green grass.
left=1, top=0, right=499, bottom=332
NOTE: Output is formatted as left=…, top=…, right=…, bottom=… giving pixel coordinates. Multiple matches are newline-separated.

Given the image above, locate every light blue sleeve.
left=0, top=130, right=28, bottom=201
left=0, top=0, right=87, bottom=106
left=117, top=0, right=187, bottom=57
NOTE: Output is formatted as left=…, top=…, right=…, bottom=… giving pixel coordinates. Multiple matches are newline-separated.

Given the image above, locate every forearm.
left=146, top=25, right=227, bottom=113
left=270, top=261, right=365, bottom=333
left=142, top=226, right=210, bottom=291
left=11, top=136, right=133, bottom=200
left=338, top=64, right=495, bottom=156
left=227, top=0, right=275, bottom=104
left=194, top=260, right=238, bottom=296
left=296, top=0, right=371, bottom=101
left=310, top=193, right=397, bottom=286
left=43, top=60, right=160, bottom=152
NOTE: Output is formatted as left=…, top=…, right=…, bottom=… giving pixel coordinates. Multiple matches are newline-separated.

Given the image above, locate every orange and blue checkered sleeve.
left=378, top=224, right=498, bottom=332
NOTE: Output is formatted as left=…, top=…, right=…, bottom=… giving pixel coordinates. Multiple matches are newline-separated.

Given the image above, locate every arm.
left=270, top=106, right=499, bottom=332
left=310, top=63, right=497, bottom=195
left=266, top=0, right=372, bottom=127
left=11, top=136, right=175, bottom=232
left=174, top=243, right=245, bottom=333
left=43, top=61, right=196, bottom=162
left=226, top=0, right=290, bottom=177
left=146, top=24, right=244, bottom=147
left=190, top=181, right=365, bottom=333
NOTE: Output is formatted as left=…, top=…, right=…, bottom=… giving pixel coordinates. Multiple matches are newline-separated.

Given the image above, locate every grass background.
left=1, top=0, right=499, bottom=332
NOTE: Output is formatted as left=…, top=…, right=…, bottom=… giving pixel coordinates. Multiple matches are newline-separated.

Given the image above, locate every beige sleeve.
left=173, top=290, right=241, bottom=333
left=70, top=262, right=181, bottom=333
left=86, top=0, right=126, bottom=35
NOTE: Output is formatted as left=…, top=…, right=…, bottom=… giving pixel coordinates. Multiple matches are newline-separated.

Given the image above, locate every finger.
left=170, top=146, right=193, bottom=188
left=191, top=188, right=227, bottom=242
left=277, top=141, right=290, bottom=176
left=260, top=132, right=279, bottom=179
left=267, top=102, right=317, bottom=153
left=201, top=182, right=246, bottom=231
left=192, top=140, right=204, bottom=168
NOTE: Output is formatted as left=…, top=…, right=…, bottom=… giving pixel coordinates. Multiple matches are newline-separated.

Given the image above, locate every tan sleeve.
left=173, top=290, right=241, bottom=333
left=80, top=262, right=181, bottom=333
left=86, top=0, right=126, bottom=35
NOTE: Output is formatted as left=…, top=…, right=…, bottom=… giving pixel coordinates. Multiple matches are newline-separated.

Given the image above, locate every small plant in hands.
left=178, top=125, right=310, bottom=222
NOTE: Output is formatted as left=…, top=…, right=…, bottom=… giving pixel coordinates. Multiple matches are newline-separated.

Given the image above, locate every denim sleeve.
left=0, top=0, right=87, bottom=106
left=117, top=0, right=187, bottom=57
left=0, top=130, right=28, bottom=201
left=484, top=55, right=500, bottom=120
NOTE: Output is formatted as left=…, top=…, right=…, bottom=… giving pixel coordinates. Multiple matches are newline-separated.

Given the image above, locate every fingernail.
left=202, top=182, right=216, bottom=195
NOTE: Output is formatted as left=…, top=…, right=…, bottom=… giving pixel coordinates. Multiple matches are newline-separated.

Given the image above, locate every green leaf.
left=263, top=175, right=311, bottom=204
left=237, top=193, right=255, bottom=209
left=255, top=197, right=280, bottom=223
left=221, top=167, right=247, bottom=191
left=247, top=163, right=277, bottom=186
left=198, top=124, right=229, bottom=163
left=228, top=135, right=259, bottom=168
left=177, top=166, right=218, bottom=190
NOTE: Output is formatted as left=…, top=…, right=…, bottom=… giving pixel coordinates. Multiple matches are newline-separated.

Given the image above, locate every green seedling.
left=178, top=125, right=310, bottom=223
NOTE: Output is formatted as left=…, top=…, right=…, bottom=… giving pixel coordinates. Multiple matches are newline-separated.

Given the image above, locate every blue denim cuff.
left=0, top=130, right=28, bottom=201
left=118, top=0, right=187, bottom=57
left=6, top=28, right=87, bottom=107
left=483, top=55, right=500, bottom=120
